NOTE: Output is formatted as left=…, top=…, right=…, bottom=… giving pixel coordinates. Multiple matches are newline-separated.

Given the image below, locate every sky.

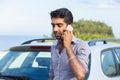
left=0, top=0, right=120, bottom=38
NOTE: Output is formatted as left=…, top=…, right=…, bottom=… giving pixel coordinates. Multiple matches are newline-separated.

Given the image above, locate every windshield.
left=0, top=50, right=51, bottom=80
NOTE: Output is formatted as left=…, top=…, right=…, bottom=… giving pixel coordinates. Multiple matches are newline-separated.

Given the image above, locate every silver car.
left=85, top=39, right=120, bottom=80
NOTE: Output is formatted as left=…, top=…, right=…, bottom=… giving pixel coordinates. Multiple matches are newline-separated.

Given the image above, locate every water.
left=0, top=35, right=46, bottom=51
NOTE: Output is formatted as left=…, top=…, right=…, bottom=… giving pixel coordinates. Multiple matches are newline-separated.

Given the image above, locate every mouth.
left=54, top=32, right=62, bottom=39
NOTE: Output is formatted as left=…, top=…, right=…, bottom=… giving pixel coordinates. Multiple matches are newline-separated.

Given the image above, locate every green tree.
left=73, top=19, right=114, bottom=40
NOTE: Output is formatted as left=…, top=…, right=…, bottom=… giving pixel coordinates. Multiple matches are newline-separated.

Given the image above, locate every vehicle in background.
left=0, top=38, right=120, bottom=80
left=85, top=38, right=120, bottom=80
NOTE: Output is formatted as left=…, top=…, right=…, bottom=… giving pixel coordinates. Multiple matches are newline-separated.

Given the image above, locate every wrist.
left=65, top=44, right=71, bottom=49
left=65, top=46, right=75, bottom=57
left=68, top=56, right=76, bottom=62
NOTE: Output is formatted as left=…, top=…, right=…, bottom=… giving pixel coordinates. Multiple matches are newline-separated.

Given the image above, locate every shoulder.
left=73, top=36, right=88, bottom=47
left=73, top=37, right=90, bottom=53
left=50, top=39, right=57, bottom=51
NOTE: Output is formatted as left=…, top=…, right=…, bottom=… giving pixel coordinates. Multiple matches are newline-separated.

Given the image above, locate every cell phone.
left=66, top=25, right=73, bottom=31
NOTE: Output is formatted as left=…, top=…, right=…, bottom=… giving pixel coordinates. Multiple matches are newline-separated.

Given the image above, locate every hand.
left=62, top=30, right=72, bottom=48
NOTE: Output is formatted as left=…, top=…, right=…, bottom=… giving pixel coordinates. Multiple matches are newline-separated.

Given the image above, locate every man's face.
left=51, top=18, right=67, bottom=39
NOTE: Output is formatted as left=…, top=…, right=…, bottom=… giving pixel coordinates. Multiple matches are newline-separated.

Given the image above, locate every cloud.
left=96, top=0, right=120, bottom=9
left=97, top=3, right=120, bottom=9
left=115, top=0, right=120, bottom=3
left=78, top=0, right=120, bottom=9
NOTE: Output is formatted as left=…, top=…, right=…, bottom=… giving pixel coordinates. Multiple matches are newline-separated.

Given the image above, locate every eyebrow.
left=51, top=23, right=62, bottom=25
left=51, top=23, right=63, bottom=26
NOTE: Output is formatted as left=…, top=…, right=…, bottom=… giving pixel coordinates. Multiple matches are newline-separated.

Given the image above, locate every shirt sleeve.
left=76, top=41, right=90, bottom=72
left=49, top=46, right=54, bottom=77
left=49, top=59, right=54, bottom=77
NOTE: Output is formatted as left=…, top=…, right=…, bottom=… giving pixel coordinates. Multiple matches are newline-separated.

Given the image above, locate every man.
left=49, top=8, right=90, bottom=80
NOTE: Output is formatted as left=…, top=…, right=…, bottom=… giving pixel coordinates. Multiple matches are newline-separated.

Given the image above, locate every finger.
left=65, top=30, right=72, bottom=35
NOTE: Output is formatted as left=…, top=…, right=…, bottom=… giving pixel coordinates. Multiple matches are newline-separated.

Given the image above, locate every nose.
left=53, top=26, right=59, bottom=32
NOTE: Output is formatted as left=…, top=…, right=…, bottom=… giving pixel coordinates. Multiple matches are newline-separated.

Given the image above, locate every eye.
left=57, top=23, right=63, bottom=27
left=51, top=23, right=55, bottom=28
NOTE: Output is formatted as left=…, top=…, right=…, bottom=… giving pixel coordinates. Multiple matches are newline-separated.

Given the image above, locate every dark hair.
left=50, top=8, right=73, bottom=24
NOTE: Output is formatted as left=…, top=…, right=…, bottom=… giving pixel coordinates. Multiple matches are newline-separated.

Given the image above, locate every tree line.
left=73, top=19, right=114, bottom=40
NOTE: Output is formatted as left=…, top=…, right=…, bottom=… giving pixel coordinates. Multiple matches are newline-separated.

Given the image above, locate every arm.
left=49, top=77, right=54, bottom=80
left=62, top=31, right=88, bottom=80
left=66, top=47, right=87, bottom=80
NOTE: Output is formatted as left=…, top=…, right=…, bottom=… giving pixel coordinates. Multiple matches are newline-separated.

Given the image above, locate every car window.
left=0, top=51, right=51, bottom=80
left=9, top=52, right=29, bottom=68
left=101, top=50, right=117, bottom=76
left=32, top=52, right=51, bottom=68
left=114, top=48, right=120, bottom=73
left=114, top=48, right=120, bottom=61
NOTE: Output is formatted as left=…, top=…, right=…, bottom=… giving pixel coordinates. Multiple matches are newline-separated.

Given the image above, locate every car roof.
left=21, top=38, right=55, bottom=45
left=88, top=38, right=120, bottom=51
left=10, top=38, right=54, bottom=51
left=9, top=38, right=120, bottom=52
left=90, top=42, right=120, bottom=52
